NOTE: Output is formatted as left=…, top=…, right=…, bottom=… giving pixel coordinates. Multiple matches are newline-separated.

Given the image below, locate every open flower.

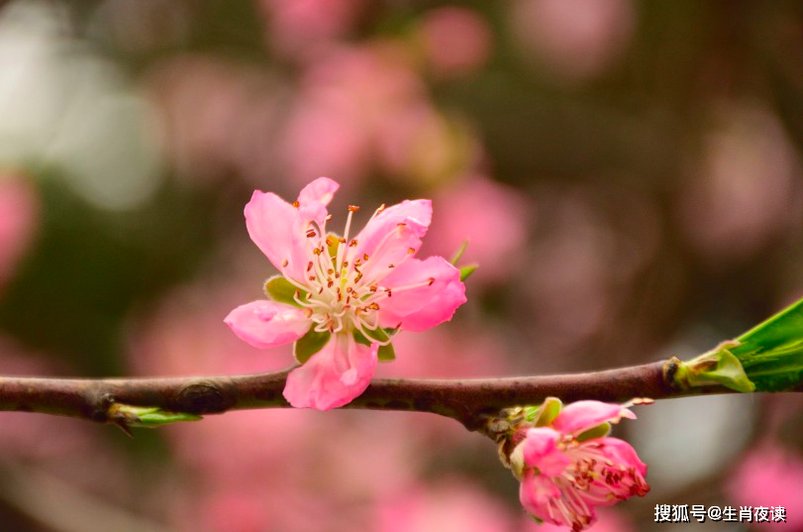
left=508, top=399, right=649, bottom=531
left=225, top=177, right=466, bottom=410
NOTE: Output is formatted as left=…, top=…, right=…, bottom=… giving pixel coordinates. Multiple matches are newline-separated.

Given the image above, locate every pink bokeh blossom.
left=525, top=509, right=634, bottom=532
left=226, top=177, right=466, bottom=410
left=376, top=480, right=515, bottom=532
left=510, top=400, right=648, bottom=531
left=417, top=7, right=492, bottom=78
left=258, top=0, right=365, bottom=61
left=0, top=176, right=39, bottom=291
left=728, top=444, right=803, bottom=530
left=282, top=45, right=475, bottom=186
left=510, top=0, right=635, bottom=81
left=428, top=175, right=529, bottom=284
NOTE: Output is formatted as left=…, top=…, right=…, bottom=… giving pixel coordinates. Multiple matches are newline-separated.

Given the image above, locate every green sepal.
left=361, top=327, right=391, bottom=344
left=294, top=329, right=331, bottom=364
left=354, top=327, right=397, bottom=344
left=535, top=397, right=563, bottom=426
left=576, top=422, right=612, bottom=442
left=378, top=342, right=396, bottom=362
left=459, top=264, right=478, bottom=282
left=523, top=397, right=563, bottom=425
left=264, top=276, right=305, bottom=307
left=353, top=330, right=371, bottom=346
left=108, top=404, right=201, bottom=428
left=353, top=329, right=396, bottom=361
left=675, top=344, right=755, bottom=393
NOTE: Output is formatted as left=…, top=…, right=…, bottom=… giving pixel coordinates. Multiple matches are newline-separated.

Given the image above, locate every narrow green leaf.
left=136, top=410, right=202, bottom=427
left=108, top=404, right=201, bottom=429
left=450, top=241, right=469, bottom=265
left=378, top=342, right=396, bottom=362
left=264, top=276, right=304, bottom=306
left=294, top=329, right=331, bottom=364
left=459, top=264, right=478, bottom=281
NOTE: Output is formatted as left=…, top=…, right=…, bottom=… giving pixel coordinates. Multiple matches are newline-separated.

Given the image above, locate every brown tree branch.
left=0, top=357, right=744, bottom=431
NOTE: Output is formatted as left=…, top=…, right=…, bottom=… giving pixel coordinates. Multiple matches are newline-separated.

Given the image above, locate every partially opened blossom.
left=507, top=399, right=649, bottom=531
left=225, top=177, right=466, bottom=410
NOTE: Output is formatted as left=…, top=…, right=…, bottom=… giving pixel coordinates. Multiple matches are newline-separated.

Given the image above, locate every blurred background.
left=0, top=0, right=802, bottom=530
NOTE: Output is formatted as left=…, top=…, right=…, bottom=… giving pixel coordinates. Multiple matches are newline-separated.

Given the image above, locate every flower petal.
left=377, top=256, right=466, bottom=332
left=244, top=190, right=309, bottom=281
left=224, top=300, right=310, bottom=349
left=596, top=437, right=649, bottom=479
left=352, top=199, right=432, bottom=261
left=297, top=176, right=339, bottom=226
left=519, top=471, right=561, bottom=520
left=552, top=401, right=636, bottom=436
left=283, top=334, right=378, bottom=410
left=522, top=427, right=571, bottom=477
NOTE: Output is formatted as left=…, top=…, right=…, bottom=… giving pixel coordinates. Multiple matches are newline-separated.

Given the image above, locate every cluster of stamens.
left=281, top=204, right=434, bottom=342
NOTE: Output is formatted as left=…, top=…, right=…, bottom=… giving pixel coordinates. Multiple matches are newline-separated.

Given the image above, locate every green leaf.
left=459, top=264, right=478, bottom=282
left=136, top=410, right=202, bottom=427
left=576, top=422, right=611, bottom=442
left=293, top=329, right=330, bottom=364
left=378, top=342, right=396, bottom=362
left=264, top=276, right=304, bottom=306
left=727, top=297, right=803, bottom=392
left=108, top=404, right=202, bottom=429
left=450, top=241, right=469, bottom=265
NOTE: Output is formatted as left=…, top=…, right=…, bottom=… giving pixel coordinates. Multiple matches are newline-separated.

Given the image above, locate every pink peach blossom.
left=510, top=0, right=635, bottom=81
left=510, top=400, right=648, bottom=531
left=259, top=0, right=365, bottom=60
left=727, top=443, right=803, bottom=530
left=428, top=175, right=528, bottom=283
left=376, top=480, right=515, bottom=532
left=226, top=177, right=466, bottom=410
left=418, top=7, right=492, bottom=77
left=0, top=176, right=39, bottom=290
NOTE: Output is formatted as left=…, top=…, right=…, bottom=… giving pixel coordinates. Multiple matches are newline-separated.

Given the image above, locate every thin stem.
left=0, top=358, right=755, bottom=431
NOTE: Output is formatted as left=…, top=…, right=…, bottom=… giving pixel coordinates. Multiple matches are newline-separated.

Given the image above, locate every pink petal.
left=552, top=401, right=636, bottom=436
left=519, top=471, right=561, bottom=520
left=377, top=256, right=466, bottom=332
left=352, top=199, right=432, bottom=262
left=596, top=437, right=648, bottom=478
left=522, top=427, right=571, bottom=477
left=297, top=176, right=339, bottom=226
left=224, top=300, right=310, bottom=349
left=283, top=334, right=378, bottom=410
left=244, top=190, right=309, bottom=282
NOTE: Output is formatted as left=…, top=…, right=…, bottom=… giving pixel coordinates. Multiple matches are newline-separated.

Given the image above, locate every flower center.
left=284, top=204, right=432, bottom=341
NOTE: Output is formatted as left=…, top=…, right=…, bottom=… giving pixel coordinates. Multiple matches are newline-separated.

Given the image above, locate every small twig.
left=0, top=358, right=749, bottom=431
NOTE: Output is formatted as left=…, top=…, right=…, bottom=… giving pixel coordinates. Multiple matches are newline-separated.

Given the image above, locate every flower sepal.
left=294, top=329, right=331, bottom=364
left=524, top=396, right=562, bottom=426
left=264, top=275, right=307, bottom=307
